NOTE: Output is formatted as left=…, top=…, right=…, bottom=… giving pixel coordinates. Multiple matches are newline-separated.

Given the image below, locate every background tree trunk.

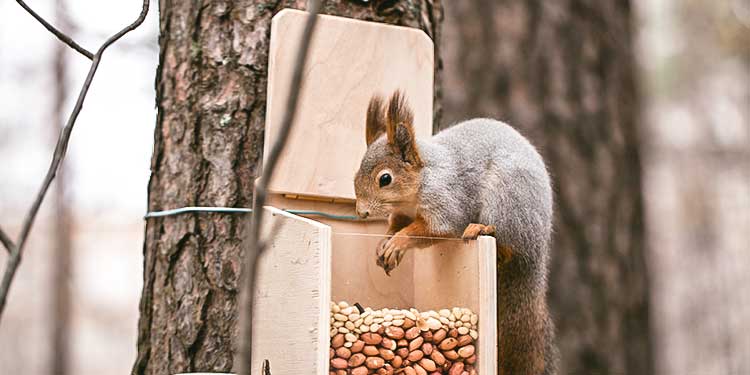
left=442, top=1, right=653, bottom=374
left=133, top=1, right=441, bottom=374
left=50, top=1, right=72, bottom=373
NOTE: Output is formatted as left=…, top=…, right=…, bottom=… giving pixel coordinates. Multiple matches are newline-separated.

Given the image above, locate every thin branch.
left=262, top=359, right=271, bottom=375
left=0, top=0, right=150, bottom=323
left=235, top=3, right=322, bottom=375
left=0, top=227, right=14, bottom=254
left=15, top=0, right=94, bottom=60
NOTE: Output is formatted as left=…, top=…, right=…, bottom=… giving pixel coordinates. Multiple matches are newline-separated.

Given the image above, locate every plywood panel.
left=412, top=237, right=497, bottom=374
left=331, top=233, right=415, bottom=309
left=412, top=239, right=483, bottom=312
left=265, top=9, right=434, bottom=200
left=251, top=207, right=331, bottom=375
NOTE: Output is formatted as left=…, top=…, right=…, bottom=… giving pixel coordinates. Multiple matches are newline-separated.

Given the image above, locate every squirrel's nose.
left=357, top=209, right=369, bottom=219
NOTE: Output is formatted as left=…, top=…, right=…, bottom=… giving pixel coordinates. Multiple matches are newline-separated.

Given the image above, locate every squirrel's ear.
left=366, top=95, right=386, bottom=146
left=385, top=91, right=422, bottom=166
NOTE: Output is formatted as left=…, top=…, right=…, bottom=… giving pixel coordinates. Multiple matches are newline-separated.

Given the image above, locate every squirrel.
left=353, top=91, right=559, bottom=375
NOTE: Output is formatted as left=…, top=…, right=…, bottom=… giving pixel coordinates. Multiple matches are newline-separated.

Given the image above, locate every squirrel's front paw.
left=376, top=235, right=410, bottom=275
left=461, top=223, right=496, bottom=241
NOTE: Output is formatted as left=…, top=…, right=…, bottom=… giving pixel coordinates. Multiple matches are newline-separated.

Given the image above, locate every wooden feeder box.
left=251, top=10, right=498, bottom=374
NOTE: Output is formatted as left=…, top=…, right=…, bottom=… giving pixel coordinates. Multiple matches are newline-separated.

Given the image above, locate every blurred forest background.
left=0, top=0, right=748, bottom=374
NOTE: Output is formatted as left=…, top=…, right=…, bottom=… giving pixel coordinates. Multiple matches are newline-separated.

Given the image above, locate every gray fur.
left=356, top=117, right=559, bottom=374
left=416, top=118, right=559, bottom=374
left=418, top=119, right=552, bottom=265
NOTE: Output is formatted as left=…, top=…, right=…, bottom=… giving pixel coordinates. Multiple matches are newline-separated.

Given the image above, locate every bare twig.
left=0, top=0, right=150, bottom=322
left=15, top=0, right=94, bottom=60
left=235, top=3, right=321, bottom=374
left=0, top=227, right=14, bottom=254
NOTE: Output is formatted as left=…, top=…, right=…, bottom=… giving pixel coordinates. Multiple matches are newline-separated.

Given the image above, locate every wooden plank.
left=251, top=207, right=331, bottom=375
left=477, top=235, right=498, bottom=375
left=331, top=232, right=415, bottom=309
left=266, top=195, right=415, bottom=309
left=265, top=9, right=434, bottom=200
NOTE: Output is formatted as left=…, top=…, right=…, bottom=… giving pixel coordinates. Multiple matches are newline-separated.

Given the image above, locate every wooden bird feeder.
left=251, top=9, right=498, bottom=374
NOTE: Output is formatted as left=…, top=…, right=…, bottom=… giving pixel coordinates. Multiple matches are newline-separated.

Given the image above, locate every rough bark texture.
left=442, top=1, right=653, bottom=374
left=133, top=1, right=441, bottom=374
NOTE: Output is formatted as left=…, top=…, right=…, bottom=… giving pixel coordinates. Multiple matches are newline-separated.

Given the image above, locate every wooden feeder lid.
left=264, top=9, right=434, bottom=202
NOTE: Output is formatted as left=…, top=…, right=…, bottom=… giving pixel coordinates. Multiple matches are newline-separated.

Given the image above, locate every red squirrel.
left=354, top=91, right=559, bottom=374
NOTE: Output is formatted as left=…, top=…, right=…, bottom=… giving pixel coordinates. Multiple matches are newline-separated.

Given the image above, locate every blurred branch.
left=0, top=227, right=14, bottom=254
left=0, top=0, right=150, bottom=322
left=15, top=0, right=94, bottom=60
left=235, top=3, right=321, bottom=375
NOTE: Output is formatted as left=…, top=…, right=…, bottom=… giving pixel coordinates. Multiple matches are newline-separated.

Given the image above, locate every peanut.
left=438, top=338, right=458, bottom=351
left=457, top=335, right=472, bottom=347
left=331, top=358, right=347, bottom=369
left=419, top=358, right=437, bottom=372
left=366, top=356, right=385, bottom=369
left=361, top=332, right=383, bottom=345
left=432, top=329, right=447, bottom=344
left=363, top=345, right=379, bottom=356
left=458, top=345, right=475, bottom=358
left=429, top=350, right=446, bottom=366
left=409, top=337, right=424, bottom=352
left=330, top=302, right=480, bottom=374
left=335, top=347, right=351, bottom=359
left=379, top=348, right=395, bottom=361
left=351, top=340, right=365, bottom=353
left=331, top=333, right=344, bottom=348
left=385, top=326, right=405, bottom=339
left=407, top=350, right=424, bottom=362
left=348, top=353, right=366, bottom=367
left=381, top=337, right=397, bottom=351
left=448, top=362, right=464, bottom=375
left=405, top=326, right=421, bottom=340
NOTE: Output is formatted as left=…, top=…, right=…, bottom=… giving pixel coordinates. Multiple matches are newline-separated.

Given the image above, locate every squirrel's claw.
left=378, top=235, right=409, bottom=275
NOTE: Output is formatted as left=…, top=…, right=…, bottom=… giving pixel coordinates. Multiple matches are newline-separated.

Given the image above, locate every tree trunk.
left=133, top=1, right=441, bottom=374
left=50, top=1, right=72, bottom=373
left=442, top=1, right=652, bottom=374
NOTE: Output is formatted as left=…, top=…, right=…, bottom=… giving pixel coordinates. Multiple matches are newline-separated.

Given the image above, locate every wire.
left=143, top=206, right=365, bottom=221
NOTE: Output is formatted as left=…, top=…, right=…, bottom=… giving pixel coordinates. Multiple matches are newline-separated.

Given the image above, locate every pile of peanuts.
left=329, top=301, right=479, bottom=375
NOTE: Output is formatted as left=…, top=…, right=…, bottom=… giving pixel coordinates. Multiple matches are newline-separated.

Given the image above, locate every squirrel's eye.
left=379, top=173, right=392, bottom=188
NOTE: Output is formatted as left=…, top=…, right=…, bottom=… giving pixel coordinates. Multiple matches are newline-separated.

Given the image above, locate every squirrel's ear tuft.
left=366, top=95, right=386, bottom=146
left=385, top=90, right=422, bottom=166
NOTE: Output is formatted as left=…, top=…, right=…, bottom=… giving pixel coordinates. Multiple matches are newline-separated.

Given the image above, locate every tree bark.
left=133, top=1, right=441, bottom=374
left=442, top=1, right=652, bottom=374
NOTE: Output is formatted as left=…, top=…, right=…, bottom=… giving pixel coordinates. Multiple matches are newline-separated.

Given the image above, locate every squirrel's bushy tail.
left=496, top=248, right=559, bottom=375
